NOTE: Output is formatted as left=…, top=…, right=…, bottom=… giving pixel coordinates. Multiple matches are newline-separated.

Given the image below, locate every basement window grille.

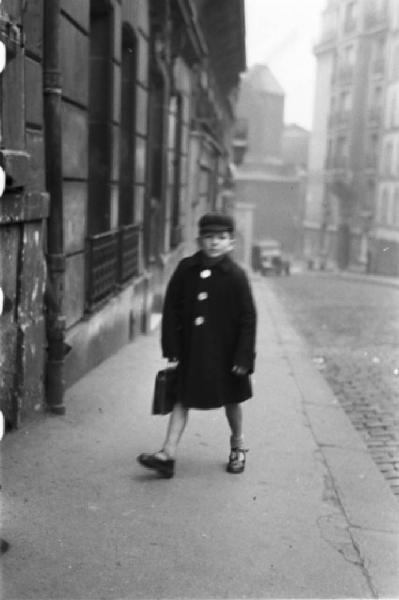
left=86, top=230, right=118, bottom=309
left=118, top=223, right=140, bottom=283
left=86, top=225, right=142, bottom=311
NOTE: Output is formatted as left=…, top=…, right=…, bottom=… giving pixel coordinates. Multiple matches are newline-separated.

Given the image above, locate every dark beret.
left=198, top=212, right=235, bottom=234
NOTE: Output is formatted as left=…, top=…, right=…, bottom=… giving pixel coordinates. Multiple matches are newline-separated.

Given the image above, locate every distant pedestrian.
left=137, top=212, right=257, bottom=478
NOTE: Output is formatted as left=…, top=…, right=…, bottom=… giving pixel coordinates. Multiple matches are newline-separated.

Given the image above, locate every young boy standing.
left=138, top=212, right=257, bottom=478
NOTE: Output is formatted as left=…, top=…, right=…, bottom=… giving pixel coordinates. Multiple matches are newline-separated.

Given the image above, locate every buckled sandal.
left=137, top=451, right=175, bottom=478
left=226, top=447, right=248, bottom=474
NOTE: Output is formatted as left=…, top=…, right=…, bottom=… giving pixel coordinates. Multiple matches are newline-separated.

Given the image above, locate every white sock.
left=230, top=435, right=245, bottom=449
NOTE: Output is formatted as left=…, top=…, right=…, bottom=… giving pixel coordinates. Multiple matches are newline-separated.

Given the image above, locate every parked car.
left=251, top=239, right=290, bottom=276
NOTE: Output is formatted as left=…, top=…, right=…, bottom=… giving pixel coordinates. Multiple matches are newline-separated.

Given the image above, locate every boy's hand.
left=232, top=365, right=248, bottom=376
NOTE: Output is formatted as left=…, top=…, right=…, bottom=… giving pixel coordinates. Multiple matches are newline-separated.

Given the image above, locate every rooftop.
left=243, top=64, right=285, bottom=96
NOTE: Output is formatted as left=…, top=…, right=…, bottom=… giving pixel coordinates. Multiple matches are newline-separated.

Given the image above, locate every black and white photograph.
left=1, top=0, right=398, bottom=598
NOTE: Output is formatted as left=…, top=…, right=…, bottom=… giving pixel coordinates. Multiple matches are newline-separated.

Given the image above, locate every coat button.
left=200, top=269, right=211, bottom=279
left=194, top=316, right=205, bottom=326
left=198, top=292, right=208, bottom=301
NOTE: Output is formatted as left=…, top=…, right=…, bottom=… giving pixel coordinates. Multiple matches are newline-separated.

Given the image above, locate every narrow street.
left=270, top=270, right=399, bottom=499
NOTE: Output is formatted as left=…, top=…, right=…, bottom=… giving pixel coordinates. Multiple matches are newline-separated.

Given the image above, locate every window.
left=322, top=3, right=338, bottom=39
left=339, top=90, right=351, bottom=111
left=344, top=44, right=355, bottom=66
left=393, top=188, right=399, bottom=225
left=119, top=26, right=137, bottom=226
left=374, top=37, right=385, bottom=61
left=88, top=1, right=113, bottom=235
left=367, top=133, right=379, bottom=167
left=372, top=85, right=382, bottom=108
left=346, top=2, right=356, bottom=19
left=331, top=53, right=338, bottom=80
left=327, top=138, right=333, bottom=160
left=391, top=93, right=397, bottom=127
left=367, top=179, right=376, bottom=209
left=379, top=188, right=389, bottom=223
left=339, top=45, right=355, bottom=80
left=336, top=135, right=348, bottom=166
left=344, top=2, right=356, bottom=32
left=168, top=94, right=183, bottom=248
left=376, top=0, right=387, bottom=13
left=392, top=43, right=399, bottom=81
left=86, top=1, right=120, bottom=309
left=146, top=68, right=167, bottom=260
left=383, top=140, right=393, bottom=175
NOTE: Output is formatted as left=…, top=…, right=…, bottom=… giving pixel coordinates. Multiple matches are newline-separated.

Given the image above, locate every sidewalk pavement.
left=2, top=278, right=399, bottom=600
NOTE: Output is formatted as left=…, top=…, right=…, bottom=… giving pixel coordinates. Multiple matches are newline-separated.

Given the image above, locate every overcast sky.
left=244, top=0, right=326, bottom=130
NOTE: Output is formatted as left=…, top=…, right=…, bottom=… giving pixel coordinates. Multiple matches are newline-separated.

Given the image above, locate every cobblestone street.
left=270, top=271, right=399, bottom=499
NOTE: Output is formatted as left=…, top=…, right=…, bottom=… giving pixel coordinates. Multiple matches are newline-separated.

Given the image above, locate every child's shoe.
left=137, top=451, right=175, bottom=478
left=226, top=448, right=247, bottom=474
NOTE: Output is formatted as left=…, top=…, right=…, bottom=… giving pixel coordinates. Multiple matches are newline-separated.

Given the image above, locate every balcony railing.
left=86, top=223, right=141, bottom=310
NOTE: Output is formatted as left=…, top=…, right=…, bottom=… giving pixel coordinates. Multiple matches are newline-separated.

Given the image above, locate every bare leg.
left=224, top=403, right=244, bottom=447
left=162, top=402, right=189, bottom=459
left=225, top=403, right=247, bottom=474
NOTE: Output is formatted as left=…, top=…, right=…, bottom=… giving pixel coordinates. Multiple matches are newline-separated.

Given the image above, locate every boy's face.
left=199, top=231, right=234, bottom=259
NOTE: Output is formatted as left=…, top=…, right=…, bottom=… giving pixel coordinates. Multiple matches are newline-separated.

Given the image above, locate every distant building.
left=282, top=124, right=310, bottom=171
left=306, top=0, right=399, bottom=275
left=232, top=65, right=304, bottom=266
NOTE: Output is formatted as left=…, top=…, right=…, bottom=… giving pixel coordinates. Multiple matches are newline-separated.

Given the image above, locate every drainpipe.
left=43, top=0, right=66, bottom=415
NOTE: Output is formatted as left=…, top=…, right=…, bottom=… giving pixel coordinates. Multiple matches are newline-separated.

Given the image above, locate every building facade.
left=281, top=124, right=310, bottom=172
left=374, top=0, right=399, bottom=275
left=306, top=0, right=399, bottom=274
left=0, top=0, right=245, bottom=428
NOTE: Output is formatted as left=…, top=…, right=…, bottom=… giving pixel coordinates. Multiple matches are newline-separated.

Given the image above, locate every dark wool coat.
left=161, top=251, right=257, bottom=409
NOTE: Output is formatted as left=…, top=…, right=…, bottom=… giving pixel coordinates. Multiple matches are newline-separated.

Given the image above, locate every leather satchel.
left=152, top=368, right=178, bottom=415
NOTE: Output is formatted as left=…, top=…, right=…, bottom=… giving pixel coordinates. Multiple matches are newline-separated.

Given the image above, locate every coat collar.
left=187, top=251, right=234, bottom=273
